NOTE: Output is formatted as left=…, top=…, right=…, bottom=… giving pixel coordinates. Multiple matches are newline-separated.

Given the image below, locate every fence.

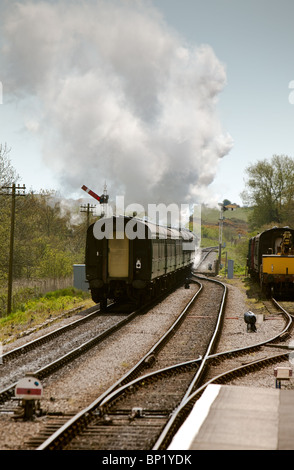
left=0, top=275, right=74, bottom=316
left=11, top=275, right=74, bottom=295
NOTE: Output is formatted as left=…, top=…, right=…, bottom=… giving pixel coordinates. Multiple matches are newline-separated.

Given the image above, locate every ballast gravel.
left=0, top=277, right=291, bottom=450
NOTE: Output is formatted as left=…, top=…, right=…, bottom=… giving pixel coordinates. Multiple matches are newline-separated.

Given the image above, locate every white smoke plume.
left=1, top=0, right=233, bottom=207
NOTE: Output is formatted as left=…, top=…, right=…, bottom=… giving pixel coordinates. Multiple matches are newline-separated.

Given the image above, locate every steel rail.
left=1, top=305, right=101, bottom=363
left=152, top=295, right=294, bottom=449
left=0, top=282, right=181, bottom=402
left=0, top=307, right=138, bottom=405
left=152, top=275, right=227, bottom=449
left=37, top=284, right=293, bottom=450
left=194, top=247, right=217, bottom=271
left=180, top=275, right=227, bottom=402
left=205, top=296, right=293, bottom=363
left=1, top=278, right=193, bottom=407
left=36, top=280, right=203, bottom=450
left=154, top=350, right=290, bottom=450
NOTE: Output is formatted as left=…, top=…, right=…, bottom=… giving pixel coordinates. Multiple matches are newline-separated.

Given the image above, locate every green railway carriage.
left=85, top=216, right=197, bottom=310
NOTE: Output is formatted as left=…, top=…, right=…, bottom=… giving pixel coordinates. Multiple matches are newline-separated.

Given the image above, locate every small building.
left=73, top=264, right=88, bottom=292
left=225, top=204, right=240, bottom=211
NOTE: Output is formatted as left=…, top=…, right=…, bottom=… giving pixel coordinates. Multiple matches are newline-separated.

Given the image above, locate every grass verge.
left=0, top=288, right=94, bottom=343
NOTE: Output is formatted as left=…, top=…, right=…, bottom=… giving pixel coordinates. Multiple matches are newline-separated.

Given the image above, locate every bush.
left=0, top=286, right=89, bottom=318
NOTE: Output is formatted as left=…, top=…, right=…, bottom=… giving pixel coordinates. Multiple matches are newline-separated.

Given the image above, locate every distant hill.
left=200, top=205, right=252, bottom=245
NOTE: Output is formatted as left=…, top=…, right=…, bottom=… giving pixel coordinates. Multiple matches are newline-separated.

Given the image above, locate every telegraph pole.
left=80, top=203, right=96, bottom=227
left=1, top=183, right=26, bottom=314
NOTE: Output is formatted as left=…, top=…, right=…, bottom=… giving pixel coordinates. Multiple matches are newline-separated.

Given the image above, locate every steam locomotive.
left=85, top=215, right=197, bottom=310
left=247, top=226, right=294, bottom=296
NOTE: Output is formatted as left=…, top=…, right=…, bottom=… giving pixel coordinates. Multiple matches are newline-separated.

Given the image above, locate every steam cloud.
left=1, top=0, right=233, bottom=206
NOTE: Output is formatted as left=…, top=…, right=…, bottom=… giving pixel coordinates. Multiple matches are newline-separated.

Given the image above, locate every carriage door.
left=108, top=232, right=129, bottom=278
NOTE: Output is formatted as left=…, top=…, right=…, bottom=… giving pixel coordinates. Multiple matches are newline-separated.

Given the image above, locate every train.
left=85, top=215, right=197, bottom=310
left=247, top=226, right=294, bottom=296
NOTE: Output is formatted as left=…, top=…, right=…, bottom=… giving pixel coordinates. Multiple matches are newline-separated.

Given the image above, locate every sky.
left=0, top=0, right=293, bottom=209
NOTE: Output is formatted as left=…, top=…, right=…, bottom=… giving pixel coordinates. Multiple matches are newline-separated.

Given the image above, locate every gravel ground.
left=215, top=278, right=293, bottom=389
left=0, top=277, right=292, bottom=450
left=216, top=278, right=285, bottom=351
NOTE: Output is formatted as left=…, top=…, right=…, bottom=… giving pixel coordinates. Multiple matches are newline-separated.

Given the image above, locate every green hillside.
left=200, top=205, right=252, bottom=275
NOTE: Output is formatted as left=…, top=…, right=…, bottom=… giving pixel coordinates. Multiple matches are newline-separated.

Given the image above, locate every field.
left=200, top=205, right=252, bottom=275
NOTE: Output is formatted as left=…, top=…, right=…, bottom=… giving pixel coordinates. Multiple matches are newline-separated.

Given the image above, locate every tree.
left=0, top=145, right=20, bottom=282
left=0, top=144, right=19, bottom=188
left=12, top=191, right=85, bottom=279
left=223, top=199, right=231, bottom=206
left=241, top=155, right=294, bottom=228
left=0, top=147, right=87, bottom=287
left=36, top=245, right=75, bottom=278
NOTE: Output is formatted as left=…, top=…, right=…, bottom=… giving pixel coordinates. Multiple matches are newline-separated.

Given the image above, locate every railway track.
left=0, top=302, right=142, bottom=405
left=194, top=247, right=217, bottom=275
left=154, top=296, right=294, bottom=449
left=31, top=275, right=226, bottom=450
left=0, top=277, right=198, bottom=410
left=36, top=281, right=294, bottom=450
left=0, top=279, right=201, bottom=448
left=2, top=273, right=293, bottom=450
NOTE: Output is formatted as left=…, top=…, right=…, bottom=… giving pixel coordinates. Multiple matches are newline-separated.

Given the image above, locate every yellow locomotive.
left=247, top=227, right=294, bottom=297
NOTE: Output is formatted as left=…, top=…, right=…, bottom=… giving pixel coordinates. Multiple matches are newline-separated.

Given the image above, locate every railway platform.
left=168, top=384, right=294, bottom=450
